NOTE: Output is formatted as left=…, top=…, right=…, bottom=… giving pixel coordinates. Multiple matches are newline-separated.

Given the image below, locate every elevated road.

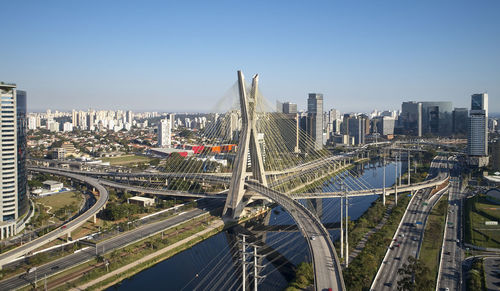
left=293, top=173, right=449, bottom=199
left=0, top=168, right=109, bottom=268
left=246, top=180, right=345, bottom=291
left=97, top=179, right=227, bottom=199
left=0, top=199, right=222, bottom=290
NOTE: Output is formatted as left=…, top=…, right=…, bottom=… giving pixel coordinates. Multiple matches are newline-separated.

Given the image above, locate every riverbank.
left=71, top=219, right=225, bottom=290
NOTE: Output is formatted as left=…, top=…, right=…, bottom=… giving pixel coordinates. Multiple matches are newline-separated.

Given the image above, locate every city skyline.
left=1, top=1, right=499, bottom=113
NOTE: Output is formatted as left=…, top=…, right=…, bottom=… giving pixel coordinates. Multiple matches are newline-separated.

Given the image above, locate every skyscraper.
left=16, top=90, right=28, bottom=219
left=452, top=108, right=468, bottom=135
left=468, top=93, right=488, bottom=166
left=282, top=102, right=297, bottom=114
left=0, top=82, right=28, bottom=239
left=307, top=93, right=323, bottom=149
left=158, top=118, right=172, bottom=148
left=401, top=101, right=422, bottom=136
left=421, top=101, right=453, bottom=136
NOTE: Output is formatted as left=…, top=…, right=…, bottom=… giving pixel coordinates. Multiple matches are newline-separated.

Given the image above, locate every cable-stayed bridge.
left=13, top=71, right=451, bottom=290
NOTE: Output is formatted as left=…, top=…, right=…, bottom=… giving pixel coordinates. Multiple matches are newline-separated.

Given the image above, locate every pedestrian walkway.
left=348, top=201, right=395, bottom=264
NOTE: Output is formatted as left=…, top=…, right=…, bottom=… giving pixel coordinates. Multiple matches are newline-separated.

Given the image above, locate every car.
left=310, top=235, right=316, bottom=241
left=456, top=239, right=460, bottom=243
left=395, top=243, right=400, bottom=247
left=61, top=225, right=67, bottom=229
left=384, top=282, right=393, bottom=287
left=399, top=233, right=405, bottom=237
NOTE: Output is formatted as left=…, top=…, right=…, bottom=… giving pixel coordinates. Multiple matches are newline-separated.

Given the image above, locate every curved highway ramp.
left=0, top=167, right=109, bottom=268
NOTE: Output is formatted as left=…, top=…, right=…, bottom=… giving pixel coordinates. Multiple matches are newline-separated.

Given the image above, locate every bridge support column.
left=67, top=231, right=72, bottom=241
left=223, top=71, right=267, bottom=219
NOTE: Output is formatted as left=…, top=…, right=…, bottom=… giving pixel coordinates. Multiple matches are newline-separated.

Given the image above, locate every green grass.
left=420, top=194, right=448, bottom=289
left=342, top=195, right=411, bottom=291
left=465, top=194, right=500, bottom=248
left=44, top=215, right=220, bottom=290
left=37, top=191, right=82, bottom=213
left=101, top=155, right=152, bottom=165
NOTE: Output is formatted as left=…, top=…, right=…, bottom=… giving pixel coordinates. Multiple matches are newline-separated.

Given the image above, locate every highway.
left=371, top=157, right=449, bottom=290
left=0, top=199, right=223, bottom=290
left=246, top=180, right=345, bottom=291
left=0, top=168, right=109, bottom=268
left=436, top=174, right=464, bottom=291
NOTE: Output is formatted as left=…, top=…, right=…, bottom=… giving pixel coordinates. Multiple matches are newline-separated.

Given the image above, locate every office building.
left=0, top=83, right=28, bottom=239
left=421, top=101, right=453, bottom=136
left=158, top=118, right=172, bottom=147
left=374, top=116, right=396, bottom=136
left=347, top=115, right=367, bottom=145
left=492, top=139, right=500, bottom=171
left=16, top=90, right=28, bottom=220
left=282, top=102, right=297, bottom=114
left=272, top=112, right=299, bottom=153
left=452, top=108, right=468, bottom=135
left=400, top=101, right=422, bottom=136
left=307, top=93, right=324, bottom=150
left=468, top=93, right=488, bottom=167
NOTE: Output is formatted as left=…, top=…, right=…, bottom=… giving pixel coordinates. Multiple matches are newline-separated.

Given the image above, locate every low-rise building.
left=43, top=180, right=64, bottom=192
left=128, top=196, right=155, bottom=207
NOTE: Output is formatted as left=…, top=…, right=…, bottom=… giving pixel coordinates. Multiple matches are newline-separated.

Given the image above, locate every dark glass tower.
left=17, top=90, right=28, bottom=217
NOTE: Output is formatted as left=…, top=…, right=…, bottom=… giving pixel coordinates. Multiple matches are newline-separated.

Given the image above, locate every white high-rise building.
left=63, top=122, right=74, bottom=132
left=0, top=83, right=28, bottom=239
left=28, top=116, right=37, bottom=130
left=468, top=93, right=489, bottom=167
left=158, top=118, right=172, bottom=147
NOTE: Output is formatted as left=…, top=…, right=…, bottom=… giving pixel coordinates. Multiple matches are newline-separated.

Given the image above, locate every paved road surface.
left=0, top=199, right=222, bottom=290
left=371, top=157, right=449, bottom=290
left=0, top=168, right=109, bottom=268
left=246, top=180, right=345, bottom=291
left=437, top=174, right=465, bottom=291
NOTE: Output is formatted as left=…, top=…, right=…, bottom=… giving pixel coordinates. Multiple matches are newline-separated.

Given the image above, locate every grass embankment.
left=348, top=196, right=386, bottom=253
left=20, top=214, right=221, bottom=291
left=37, top=191, right=83, bottom=212
left=465, top=194, right=500, bottom=248
left=101, top=155, right=152, bottom=166
left=343, top=195, right=411, bottom=291
left=284, top=262, right=314, bottom=291
left=419, top=194, right=448, bottom=289
left=466, top=257, right=486, bottom=291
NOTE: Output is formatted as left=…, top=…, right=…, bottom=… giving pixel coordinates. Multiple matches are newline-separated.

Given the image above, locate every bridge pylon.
left=223, top=71, right=267, bottom=219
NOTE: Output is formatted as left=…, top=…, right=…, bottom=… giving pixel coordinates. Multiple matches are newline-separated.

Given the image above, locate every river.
left=107, top=160, right=405, bottom=291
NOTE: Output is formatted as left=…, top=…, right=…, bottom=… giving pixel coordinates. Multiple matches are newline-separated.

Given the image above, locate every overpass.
left=246, top=180, right=345, bottom=291
left=0, top=168, right=109, bottom=268
left=292, top=173, right=449, bottom=199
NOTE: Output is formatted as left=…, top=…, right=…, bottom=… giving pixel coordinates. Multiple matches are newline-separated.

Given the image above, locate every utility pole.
left=340, top=181, right=344, bottom=259
left=399, top=150, right=402, bottom=186
left=345, top=189, right=349, bottom=268
left=252, top=244, right=264, bottom=291
left=383, top=153, right=386, bottom=206
left=395, top=154, right=398, bottom=206
left=241, top=234, right=247, bottom=291
left=407, top=149, right=411, bottom=185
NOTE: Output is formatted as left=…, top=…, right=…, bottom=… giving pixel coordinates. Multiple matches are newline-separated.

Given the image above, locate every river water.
left=107, top=161, right=404, bottom=291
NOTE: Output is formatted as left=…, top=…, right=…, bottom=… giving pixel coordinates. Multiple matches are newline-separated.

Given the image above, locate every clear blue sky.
left=1, top=0, right=499, bottom=113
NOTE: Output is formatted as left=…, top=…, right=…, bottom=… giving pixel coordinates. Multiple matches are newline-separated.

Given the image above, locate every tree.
left=397, top=256, right=433, bottom=291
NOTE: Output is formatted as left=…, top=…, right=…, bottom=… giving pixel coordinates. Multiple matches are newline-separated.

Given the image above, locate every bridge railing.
left=246, top=180, right=345, bottom=291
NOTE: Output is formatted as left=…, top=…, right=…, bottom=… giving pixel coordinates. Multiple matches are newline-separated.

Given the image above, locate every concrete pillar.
left=67, top=232, right=72, bottom=241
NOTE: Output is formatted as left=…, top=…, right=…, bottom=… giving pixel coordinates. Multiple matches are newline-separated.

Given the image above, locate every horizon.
left=2, top=1, right=499, bottom=113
